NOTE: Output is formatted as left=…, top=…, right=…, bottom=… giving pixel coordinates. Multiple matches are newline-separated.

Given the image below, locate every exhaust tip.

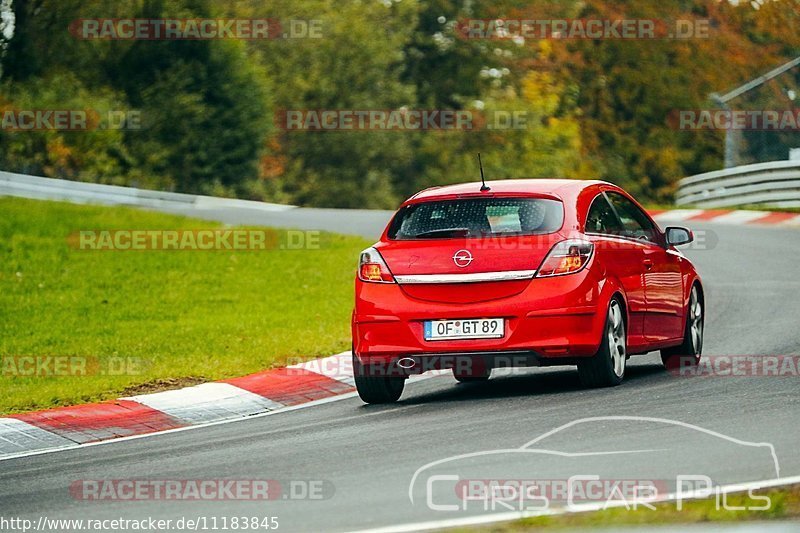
left=396, top=357, right=416, bottom=369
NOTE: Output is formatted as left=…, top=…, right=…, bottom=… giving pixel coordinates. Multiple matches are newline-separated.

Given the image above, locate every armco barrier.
left=4, top=166, right=800, bottom=212
left=677, top=160, right=800, bottom=209
left=0, top=170, right=293, bottom=212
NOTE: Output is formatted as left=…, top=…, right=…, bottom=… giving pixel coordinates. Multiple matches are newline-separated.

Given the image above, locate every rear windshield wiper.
left=410, top=227, right=472, bottom=238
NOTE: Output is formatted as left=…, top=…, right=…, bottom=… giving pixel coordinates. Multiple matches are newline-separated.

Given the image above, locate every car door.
left=585, top=192, right=647, bottom=351
left=605, top=192, right=684, bottom=344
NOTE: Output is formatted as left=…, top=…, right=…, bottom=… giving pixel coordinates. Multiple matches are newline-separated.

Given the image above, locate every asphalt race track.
left=1, top=209, right=799, bottom=532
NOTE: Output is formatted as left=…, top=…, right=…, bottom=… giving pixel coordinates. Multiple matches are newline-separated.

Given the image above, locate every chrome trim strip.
left=394, top=270, right=537, bottom=285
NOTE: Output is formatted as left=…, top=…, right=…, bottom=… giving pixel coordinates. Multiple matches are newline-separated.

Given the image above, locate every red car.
left=352, top=179, right=704, bottom=403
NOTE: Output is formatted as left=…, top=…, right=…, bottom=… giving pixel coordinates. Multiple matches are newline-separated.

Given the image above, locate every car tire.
left=352, top=353, right=404, bottom=404
left=661, top=284, right=703, bottom=370
left=578, top=298, right=626, bottom=387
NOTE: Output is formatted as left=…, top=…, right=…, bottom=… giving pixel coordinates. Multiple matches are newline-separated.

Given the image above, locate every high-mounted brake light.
left=536, top=239, right=594, bottom=277
left=358, top=247, right=395, bottom=283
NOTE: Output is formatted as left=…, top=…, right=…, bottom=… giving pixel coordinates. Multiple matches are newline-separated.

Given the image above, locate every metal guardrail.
left=677, top=160, right=800, bottom=209
left=4, top=165, right=799, bottom=212
left=0, top=170, right=294, bottom=212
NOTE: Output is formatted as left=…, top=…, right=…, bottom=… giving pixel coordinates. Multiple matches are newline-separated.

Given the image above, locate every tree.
left=0, top=0, right=272, bottom=196
left=248, top=0, right=418, bottom=208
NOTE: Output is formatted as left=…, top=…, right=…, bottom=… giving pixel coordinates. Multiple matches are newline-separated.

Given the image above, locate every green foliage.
left=0, top=0, right=798, bottom=206
left=249, top=0, right=419, bottom=208
left=416, top=68, right=587, bottom=189
left=120, top=38, right=272, bottom=196
left=0, top=72, right=130, bottom=181
left=1, top=0, right=271, bottom=196
left=548, top=0, right=800, bottom=201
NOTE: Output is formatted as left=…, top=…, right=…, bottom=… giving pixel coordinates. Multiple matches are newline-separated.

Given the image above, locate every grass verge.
left=457, top=484, right=800, bottom=531
left=0, top=197, right=371, bottom=413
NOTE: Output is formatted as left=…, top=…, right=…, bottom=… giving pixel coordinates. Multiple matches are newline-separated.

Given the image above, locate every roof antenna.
left=478, top=153, right=490, bottom=192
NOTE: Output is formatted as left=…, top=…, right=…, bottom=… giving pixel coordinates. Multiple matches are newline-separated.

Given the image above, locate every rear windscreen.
left=388, top=198, right=564, bottom=239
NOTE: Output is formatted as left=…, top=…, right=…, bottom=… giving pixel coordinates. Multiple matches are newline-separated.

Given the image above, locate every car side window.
left=606, top=192, right=657, bottom=242
left=586, top=194, right=623, bottom=235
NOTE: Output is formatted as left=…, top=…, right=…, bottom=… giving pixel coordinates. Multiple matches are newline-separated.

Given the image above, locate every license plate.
left=424, top=318, right=504, bottom=341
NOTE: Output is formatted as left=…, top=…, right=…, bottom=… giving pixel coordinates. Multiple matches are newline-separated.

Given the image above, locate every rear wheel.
left=578, top=298, right=626, bottom=387
left=353, top=353, right=404, bottom=404
left=661, top=285, right=703, bottom=370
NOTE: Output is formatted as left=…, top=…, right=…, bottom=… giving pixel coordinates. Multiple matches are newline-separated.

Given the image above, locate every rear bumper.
left=353, top=269, right=608, bottom=368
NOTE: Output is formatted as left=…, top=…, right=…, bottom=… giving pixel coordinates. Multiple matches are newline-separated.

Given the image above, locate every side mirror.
left=666, top=226, right=693, bottom=247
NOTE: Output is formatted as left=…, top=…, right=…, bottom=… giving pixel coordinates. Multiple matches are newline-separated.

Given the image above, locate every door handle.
left=643, top=259, right=653, bottom=270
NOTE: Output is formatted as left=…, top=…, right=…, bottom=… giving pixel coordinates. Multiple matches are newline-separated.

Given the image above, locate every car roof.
left=408, top=178, right=608, bottom=202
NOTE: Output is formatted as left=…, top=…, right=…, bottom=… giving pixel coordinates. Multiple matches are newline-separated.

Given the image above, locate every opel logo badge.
left=452, top=249, right=473, bottom=268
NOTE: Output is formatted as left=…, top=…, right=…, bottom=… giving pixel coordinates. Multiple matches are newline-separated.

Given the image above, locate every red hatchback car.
left=352, top=179, right=704, bottom=403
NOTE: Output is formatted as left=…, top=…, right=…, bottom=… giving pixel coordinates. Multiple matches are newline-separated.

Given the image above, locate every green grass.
left=0, top=197, right=371, bottom=414
left=457, top=485, right=800, bottom=531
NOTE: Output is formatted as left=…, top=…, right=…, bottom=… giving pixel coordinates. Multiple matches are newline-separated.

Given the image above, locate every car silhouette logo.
left=452, top=249, right=473, bottom=268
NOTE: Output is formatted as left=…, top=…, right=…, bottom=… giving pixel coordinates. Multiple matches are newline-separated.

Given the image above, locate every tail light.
left=358, top=247, right=395, bottom=283
left=536, top=239, right=594, bottom=277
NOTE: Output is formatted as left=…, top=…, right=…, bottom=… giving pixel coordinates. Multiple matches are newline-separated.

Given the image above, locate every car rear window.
left=388, top=197, right=564, bottom=239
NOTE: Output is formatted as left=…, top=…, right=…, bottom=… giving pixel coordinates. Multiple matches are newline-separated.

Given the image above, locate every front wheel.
left=353, top=353, right=404, bottom=404
left=661, top=285, right=703, bottom=370
left=578, top=298, right=626, bottom=387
